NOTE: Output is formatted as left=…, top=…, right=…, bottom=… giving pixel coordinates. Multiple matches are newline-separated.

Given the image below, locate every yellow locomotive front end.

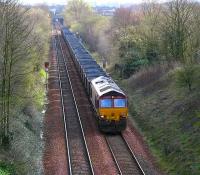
left=90, top=76, right=128, bottom=133
left=97, top=96, right=128, bottom=132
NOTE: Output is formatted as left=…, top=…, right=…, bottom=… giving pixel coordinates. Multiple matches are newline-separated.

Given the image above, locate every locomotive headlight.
left=100, top=115, right=104, bottom=118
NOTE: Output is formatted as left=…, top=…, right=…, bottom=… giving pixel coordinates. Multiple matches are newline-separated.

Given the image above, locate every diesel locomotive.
left=61, top=26, right=128, bottom=132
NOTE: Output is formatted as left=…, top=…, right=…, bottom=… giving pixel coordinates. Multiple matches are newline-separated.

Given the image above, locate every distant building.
left=94, top=6, right=116, bottom=16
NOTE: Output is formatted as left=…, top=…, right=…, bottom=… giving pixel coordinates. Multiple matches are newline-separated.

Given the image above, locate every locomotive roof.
left=85, top=72, right=108, bottom=81
left=91, top=76, right=125, bottom=97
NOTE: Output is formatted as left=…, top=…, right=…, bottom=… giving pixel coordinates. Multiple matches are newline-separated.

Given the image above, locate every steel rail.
left=105, top=134, right=146, bottom=175
left=56, top=22, right=145, bottom=175
left=121, top=134, right=146, bottom=175
left=55, top=24, right=94, bottom=175
left=53, top=26, right=72, bottom=175
left=105, top=136, right=123, bottom=175
left=53, top=27, right=72, bottom=175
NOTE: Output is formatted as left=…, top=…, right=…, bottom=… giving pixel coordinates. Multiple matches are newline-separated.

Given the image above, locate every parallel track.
left=54, top=23, right=146, bottom=175
left=105, top=134, right=145, bottom=175
left=54, top=25, right=94, bottom=175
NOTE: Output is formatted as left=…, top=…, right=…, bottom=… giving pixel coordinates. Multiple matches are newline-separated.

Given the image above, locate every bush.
left=10, top=109, right=44, bottom=175
left=175, top=64, right=197, bottom=91
left=119, top=58, right=149, bottom=78
left=0, top=162, right=15, bottom=175
left=127, top=63, right=170, bottom=89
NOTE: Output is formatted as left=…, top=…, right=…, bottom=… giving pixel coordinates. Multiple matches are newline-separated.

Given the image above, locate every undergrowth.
left=0, top=162, right=15, bottom=175
left=118, top=64, right=200, bottom=174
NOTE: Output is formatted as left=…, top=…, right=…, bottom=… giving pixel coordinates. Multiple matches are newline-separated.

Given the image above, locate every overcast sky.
left=20, top=0, right=169, bottom=6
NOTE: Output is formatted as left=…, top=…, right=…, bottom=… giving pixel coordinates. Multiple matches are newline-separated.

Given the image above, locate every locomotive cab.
left=99, top=95, right=127, bottom=120
left=98, top=94, right=128, bottom=132
left=91, top=76, right=128, bottom=132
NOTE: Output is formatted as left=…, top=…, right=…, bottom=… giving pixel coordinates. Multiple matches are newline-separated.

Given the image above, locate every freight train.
left=61, top=26, right=128, bottom=132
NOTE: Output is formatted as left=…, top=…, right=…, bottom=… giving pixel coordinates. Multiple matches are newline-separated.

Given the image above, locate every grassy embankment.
left=62, top=1, right=200, bottom=172
left=112, top=64, right=200, bottom=174
left=77, top=23, right=200, bottom=174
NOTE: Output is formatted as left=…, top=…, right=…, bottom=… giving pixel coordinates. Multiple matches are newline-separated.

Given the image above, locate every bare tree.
left=65, top=0, right=92, bottom=23
left=0, top=0, right=34, bottom=145
left=161, top=0, right=194, bottom=61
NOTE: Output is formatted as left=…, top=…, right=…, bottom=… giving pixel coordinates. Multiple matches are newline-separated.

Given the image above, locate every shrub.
left=175, top=64, right=197, bottom=91
left=128, top=63, right=171, bottom=89
left=0, top=162, right=15, bottom=175
left=122, top=58, right=149, bottom=78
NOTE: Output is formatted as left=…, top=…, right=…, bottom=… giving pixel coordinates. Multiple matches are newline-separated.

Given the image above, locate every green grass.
left=0, top=169, right=9, bottom=175
left=117, top=66, right=200, bottom=175
left=0, top=162, right=15, bottom=175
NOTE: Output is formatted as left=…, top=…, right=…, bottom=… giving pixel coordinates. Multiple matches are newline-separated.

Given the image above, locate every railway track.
left=57, top=25, right=120, bottom=174
left=53, top=25, right=94, bottom=175
left=105, top=134, right=145, bottom=175
left=52, top=23, right=148, bottom=175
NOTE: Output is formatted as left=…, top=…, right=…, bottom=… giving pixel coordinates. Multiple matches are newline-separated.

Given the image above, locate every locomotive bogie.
left=98, top=116, right=127, bottom=133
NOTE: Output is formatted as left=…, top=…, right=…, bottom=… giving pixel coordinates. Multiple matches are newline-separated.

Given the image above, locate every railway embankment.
left=62, top=0, right=200, bottom=173
left=0, top=5, right=50, bottom=174
left=0, top=104, right=44, bottom=174
left=118, top=64, right=200, bottom=174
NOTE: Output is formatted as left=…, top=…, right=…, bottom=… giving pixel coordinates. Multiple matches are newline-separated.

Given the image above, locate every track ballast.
left=54, top=25, right=94, bottom=175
